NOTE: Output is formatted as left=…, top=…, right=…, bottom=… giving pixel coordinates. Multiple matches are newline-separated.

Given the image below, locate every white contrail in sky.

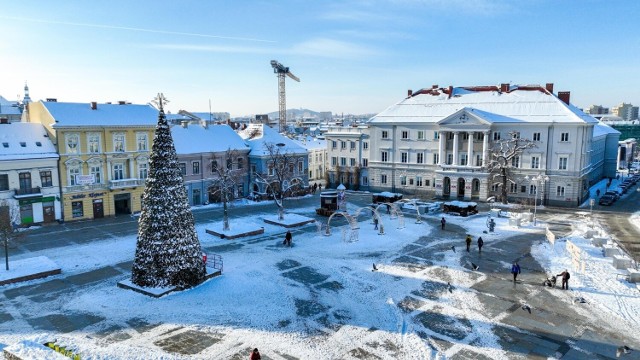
left=0, top=16, right=276, bottom=43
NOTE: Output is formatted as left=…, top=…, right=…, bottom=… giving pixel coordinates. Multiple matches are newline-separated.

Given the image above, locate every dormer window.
left=2, top=143, right=7, bottom=148
left=36, top=142, right=42, bottom=147
left=20, top=142, right=26, bottom=147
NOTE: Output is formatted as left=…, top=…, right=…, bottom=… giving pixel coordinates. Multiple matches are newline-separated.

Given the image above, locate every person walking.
left=477, top=236, right=484, bottom=253
left=284, top=230, right=292, bottom=247
left=511, top=262, right=521, bottom=282
left=557, top=269, right=570, bottom=290
left=441, top=217, right=446, bottom=230
left=249, top=348, right=261, bottom=360
left=465, top=235, right=472, bottom=252
left=373, top=217, right=379, bottom=230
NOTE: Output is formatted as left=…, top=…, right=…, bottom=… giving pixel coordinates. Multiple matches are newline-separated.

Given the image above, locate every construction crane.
left=270, top=60, right=300, bottom=133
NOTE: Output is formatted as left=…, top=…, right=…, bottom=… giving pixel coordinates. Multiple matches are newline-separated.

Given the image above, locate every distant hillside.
left=266, top=108, right=324, bottom=119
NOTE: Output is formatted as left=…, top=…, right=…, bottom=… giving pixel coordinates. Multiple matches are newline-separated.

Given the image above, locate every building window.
left=68, top=167, right=80, bottom=186
left=113, top=133, right=125, bottom=152
left=417, top=153, right=424, bottom=164
left=558, top=156, right=568, bottom=170
left=476, top=154, right=482, bottom=166
left=71, top=201, right=84, bottom=218
left=137, top=133, right=148, bottom=151
left=350, top=158, right=356, bottom=166
left=332, top=141, right=337, bottom=149
left=362, top=177, right=368, bottom=185
left=556, top=186, right=565, bottom=197
left=491, top=183, right=500, bottom=192
left=460, top=154, right=468, bottom=166
left=417, top=131, right=424, bottom=140
left=401, top=152, right=408, bottom=163
left=350, top=141, right=356, bottom=150
left=447, top=154, right=453, bottom=165
left=510, top=183, right=518, bottom=193
left=381, top=151, right=388, bottom=162
left=237, top=158, right=243, bottom=169
left=88, top=133, right=100, bottom=153
left=40, top=171, right=53, bottom=187
left=89, top=165, right=102, bottom=183
left=381, top=130, right=388, bottom=139
left=341, top=141, right=346, bottom=149
left=511, top=156, right=520, bottom=168
left=529, top=185, right=537, bottom=195
left=381, top=174, right=387, bottom=184
left=433, top=153, right=439, bottom=164
left=113, top=163, right=124, bottom=180
left=400, top=176, right=407, bottom=186
left=138, top=162, right=148, bottom=179
left=533, top=132, right=541, bottom=141
left=560, top=133, right=569, bottom=142
left=19, top=172, right=31, bottom=191
left=331, top=157, right=337, bottom=166
left=66, top=134, right=80, bottom=154
left=298, top=161, right=303, bottom=173
left=362, top=158, right=368, bottom=167
left=179, top=162, right=187, bottom=176
left=193, top=161, right=200, bottom=175
left=531, top=156, right=540, bottom=169
left=363, top=142, right=368, bottom=150
left=512, top=132, right=520, bottom=139
left=463, top=133, right=469, bottom=140
left=402, top=131, right=409, bottom=139
left=340, top=157, right=346, bottom=166
left=434, top=131, right=440, bottom=140
left=493, top=132, right=501, bottom=141
left=227, top=158, right=233, bottom=170
left=416, top=176, right=423, bottom=187
left=0, top=174, right=8, bottom=191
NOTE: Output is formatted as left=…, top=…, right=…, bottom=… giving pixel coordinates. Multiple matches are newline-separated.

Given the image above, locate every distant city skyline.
left=1, top=1, right=639, bottom=117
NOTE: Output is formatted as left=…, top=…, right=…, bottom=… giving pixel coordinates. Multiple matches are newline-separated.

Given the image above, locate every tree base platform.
left=117, top=266, right=222, bottom=298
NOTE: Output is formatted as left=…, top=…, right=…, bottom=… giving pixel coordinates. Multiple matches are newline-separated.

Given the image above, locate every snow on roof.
left=0, top=96, right=22, bottom=116
left=0, top=122, right=58, bottom=161
left=593, top=122, right=621, bottom=137
left=292, top=136, right=327, bottom=150
left=42, top=101, right=158, bottom=127
left=370, top=86, right=598, bottom=125
left=238, top=124, right=307, bottom=156
left=171, top=124, right=248, bottom=155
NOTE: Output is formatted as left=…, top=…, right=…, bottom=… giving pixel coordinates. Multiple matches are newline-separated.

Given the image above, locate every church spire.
left=22, top=82, right=31, bottom=105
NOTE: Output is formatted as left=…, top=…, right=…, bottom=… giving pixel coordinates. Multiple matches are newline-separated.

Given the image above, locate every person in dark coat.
left=441, top=217, right=446, bottom=230
left=465, top=235, right=472, bottom=252
left=373, top=217, right=379, bottom=230
left=511, top=262, right=521, bottom=282
left=557, top=269, right=570, bottom=290
left=284, top=231, right=292, bottom=246
left=249, top=348, right=261, bottom=360
left=386, top=204, right=391, bottom=214
left=477, top=236, right=484, bottom=253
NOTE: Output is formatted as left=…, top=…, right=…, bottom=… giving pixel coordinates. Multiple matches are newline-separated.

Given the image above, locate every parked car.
left=599, top=195, right=616, bottom=206
left=604, top=191, right=619, bottom=200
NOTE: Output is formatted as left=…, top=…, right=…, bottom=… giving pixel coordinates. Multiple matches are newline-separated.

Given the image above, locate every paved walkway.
left=1, top=197, right=639, bottom=359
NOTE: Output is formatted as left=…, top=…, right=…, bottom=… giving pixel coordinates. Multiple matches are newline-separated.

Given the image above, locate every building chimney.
left=90, top=102, right=97, bottom=110
left=545, top=83, right=554, bottom=93
left=181, top=120, right=188, bottom=128
left=46, top=98, right=57, bottom=102
left=118, top=100, right=126, bottom=105
left=432, top=84, right=438, bottom=89
left=558, top=91, right=571, bottom=105
left=500, top=83, right=510, bottom=93
left=0, top=117, right=8, bottom=124
left=448, top=85, right=453, bottom=98
left=407, top=89, right=413, bottom=97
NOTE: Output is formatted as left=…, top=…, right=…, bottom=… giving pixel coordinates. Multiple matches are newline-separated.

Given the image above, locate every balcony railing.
left=13, top=186, right=42, bottom=198
left=64, top=184, right=107, bottom=193
left=109, top=178, right=145, bottom=189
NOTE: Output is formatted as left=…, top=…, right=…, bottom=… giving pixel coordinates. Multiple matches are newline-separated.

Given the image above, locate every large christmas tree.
left=131, top=94, right=205, bottom=288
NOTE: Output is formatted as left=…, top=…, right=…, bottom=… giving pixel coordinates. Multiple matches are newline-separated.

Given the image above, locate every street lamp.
left=525, top=174, right=549, bottom=226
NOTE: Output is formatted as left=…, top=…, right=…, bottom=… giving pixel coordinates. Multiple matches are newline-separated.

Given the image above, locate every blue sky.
left=1, top=0, right=638, bottom=117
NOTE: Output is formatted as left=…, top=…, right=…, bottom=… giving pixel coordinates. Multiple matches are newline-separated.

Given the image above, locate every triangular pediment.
left=438, top=108, right=493, bottom=126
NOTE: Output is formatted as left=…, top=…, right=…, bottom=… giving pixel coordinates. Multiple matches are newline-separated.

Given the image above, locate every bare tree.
left=207, top=148, right=245, bottom=231
left=254, top=142, right=305, bottom=220
left=0, top=200, right=22, bottom=271
left=486, top=131, right=537, bottom=204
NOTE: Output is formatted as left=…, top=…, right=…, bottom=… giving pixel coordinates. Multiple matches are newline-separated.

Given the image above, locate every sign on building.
left=75, top=174, right=95, bottom=185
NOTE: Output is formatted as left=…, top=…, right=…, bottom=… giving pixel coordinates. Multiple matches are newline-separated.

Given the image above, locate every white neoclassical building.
left=329, top=83, right=619, bottom=207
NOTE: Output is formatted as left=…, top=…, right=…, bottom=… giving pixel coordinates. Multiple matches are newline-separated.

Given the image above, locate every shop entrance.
left=43, top=202, right=56, bottom=223
left=93, top=199, right=104, bottom=218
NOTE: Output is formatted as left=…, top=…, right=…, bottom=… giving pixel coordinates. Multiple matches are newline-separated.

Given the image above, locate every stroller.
left=543, top=275, right=557, bottom=288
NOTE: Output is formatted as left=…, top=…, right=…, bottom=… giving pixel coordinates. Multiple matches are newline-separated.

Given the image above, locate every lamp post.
left=525, top=174, right=549, bottom=226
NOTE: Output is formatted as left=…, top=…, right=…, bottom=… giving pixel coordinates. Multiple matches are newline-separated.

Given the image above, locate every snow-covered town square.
left=1, top=186, right=640, bottom=359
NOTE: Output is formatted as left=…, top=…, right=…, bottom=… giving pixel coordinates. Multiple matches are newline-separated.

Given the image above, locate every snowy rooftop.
left=238, top=124, right=308, bottom=156
left=369, top=85, right=599, bottom=125
left=593, top=121, right=621, bottom=137
left=0, top=96, right=22, bottom=116
left=292, top=136, right=327, bottom=150
left=0, top=122, right=59, bottom=161
left=41, top=101, right=158, bottom=127
left=171, top=124, right=248, bottom=155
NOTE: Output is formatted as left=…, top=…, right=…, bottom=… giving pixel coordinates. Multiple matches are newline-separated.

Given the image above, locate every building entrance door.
left=113, top=193, right=130, bottom=215
left=93, top=199, right=104, bottom=219
left=43, top=203, right=55, bottom=223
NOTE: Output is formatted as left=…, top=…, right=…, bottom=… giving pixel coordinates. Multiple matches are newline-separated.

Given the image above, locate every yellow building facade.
left=26, top=100, right=158, bottom=221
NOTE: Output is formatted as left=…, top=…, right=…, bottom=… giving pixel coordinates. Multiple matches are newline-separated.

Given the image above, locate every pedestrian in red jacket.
left=249, top=348, right=261, bottom=360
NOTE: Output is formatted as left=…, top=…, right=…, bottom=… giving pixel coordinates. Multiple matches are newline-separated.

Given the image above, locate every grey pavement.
left=1, top=192, right=640, bottom=359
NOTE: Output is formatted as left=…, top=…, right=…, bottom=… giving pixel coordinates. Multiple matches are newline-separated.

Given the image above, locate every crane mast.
left=270, top=60, right=300, bottom=133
